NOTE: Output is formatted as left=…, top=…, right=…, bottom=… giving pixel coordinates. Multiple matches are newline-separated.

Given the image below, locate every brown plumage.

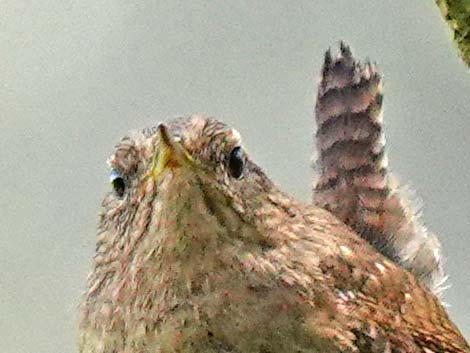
left=313, top=43, right=445, bottom=294
left=79, top=113, right=468, bottom=352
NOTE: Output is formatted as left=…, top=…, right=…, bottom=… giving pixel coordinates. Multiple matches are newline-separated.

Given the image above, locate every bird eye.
left=228, top=147, right=244, bottom=179
left=110, top=169, right=126, bottom=197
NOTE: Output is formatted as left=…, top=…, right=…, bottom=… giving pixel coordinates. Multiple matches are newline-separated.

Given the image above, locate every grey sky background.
left=1, top=1, right=469, bottom=352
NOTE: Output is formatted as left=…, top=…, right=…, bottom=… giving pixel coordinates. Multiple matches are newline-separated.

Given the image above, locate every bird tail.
left=312, top=42, right=445, bottom=294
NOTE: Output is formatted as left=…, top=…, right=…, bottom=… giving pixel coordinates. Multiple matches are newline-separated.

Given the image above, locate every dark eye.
left=110, top=169, right=126, bottom=197
left=228, top=147, right=244, bottom=179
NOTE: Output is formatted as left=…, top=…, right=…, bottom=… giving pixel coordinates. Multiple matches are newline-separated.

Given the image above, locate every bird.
left=312, top=43, right=445, bottom=294
left=79, top=111, right=469, bottom=352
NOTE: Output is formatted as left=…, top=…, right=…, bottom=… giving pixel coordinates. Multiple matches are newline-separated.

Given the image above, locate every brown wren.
left=79, top=46, right=469, bottom=353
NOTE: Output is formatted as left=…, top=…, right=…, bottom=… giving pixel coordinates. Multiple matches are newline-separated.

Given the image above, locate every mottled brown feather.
left=313, top=43, right=445, bottom=293
left=80, top=115, right=468, bottom=353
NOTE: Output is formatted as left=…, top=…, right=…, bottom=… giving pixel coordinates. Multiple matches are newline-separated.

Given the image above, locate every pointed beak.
left=150, top=124, right=193, bottom=179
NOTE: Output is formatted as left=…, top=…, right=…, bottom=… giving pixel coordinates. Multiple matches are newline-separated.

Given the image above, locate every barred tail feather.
left=312, top=43, right=445, bottom=294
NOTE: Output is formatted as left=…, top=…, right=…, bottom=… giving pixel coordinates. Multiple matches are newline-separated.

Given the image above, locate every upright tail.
left=312, top=42, right=445, bottom=294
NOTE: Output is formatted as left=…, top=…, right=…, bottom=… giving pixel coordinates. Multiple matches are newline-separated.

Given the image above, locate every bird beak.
left=149, top=124, right=194, bottom=179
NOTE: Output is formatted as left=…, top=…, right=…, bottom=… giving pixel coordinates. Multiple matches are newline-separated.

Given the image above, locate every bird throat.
left=79, top=168, right=282, bottom=352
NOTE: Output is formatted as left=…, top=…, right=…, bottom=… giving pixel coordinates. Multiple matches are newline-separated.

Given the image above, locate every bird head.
left=99, top=115, right=275, bottom=262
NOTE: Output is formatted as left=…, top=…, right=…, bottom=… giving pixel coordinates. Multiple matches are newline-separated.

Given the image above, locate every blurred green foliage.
left=436, top=0, right=470, bottom=68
